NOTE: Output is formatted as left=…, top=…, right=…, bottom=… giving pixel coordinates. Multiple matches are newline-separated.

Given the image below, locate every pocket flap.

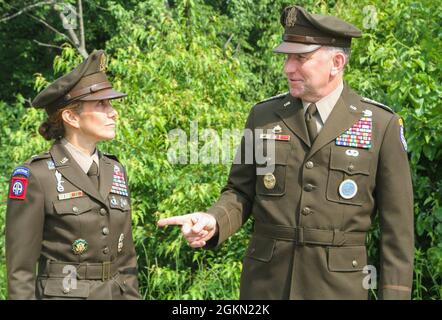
left=53, top=197, right=91, bottom=215
left=109, top=195, right=130, bottom=211
left=245, top=235, right=276, bottom=262
left=330, top=148, right=370, bottom=175
left=44, top=278, right=90, bottom=298
left=328, top=246, right=367, bottom=272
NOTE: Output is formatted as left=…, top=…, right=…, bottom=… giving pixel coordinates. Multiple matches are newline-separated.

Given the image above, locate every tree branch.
left=32, top=39, right=63, bottom=50
left=57, top=8, right=88, bottom=58
left=25, top=12, right=75, bottom=46
left=78, top=0, right=85, bottom=53
left=0, top=1, right=55, bottom=22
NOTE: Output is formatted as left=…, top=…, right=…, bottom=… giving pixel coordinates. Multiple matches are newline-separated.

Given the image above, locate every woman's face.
left=75, top=99, right=118, bottom=143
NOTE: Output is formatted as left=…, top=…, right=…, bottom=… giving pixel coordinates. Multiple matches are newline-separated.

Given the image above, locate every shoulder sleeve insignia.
left=361, top=97, right=393, bottom=113
left=9, top=177, right=28, bottom=200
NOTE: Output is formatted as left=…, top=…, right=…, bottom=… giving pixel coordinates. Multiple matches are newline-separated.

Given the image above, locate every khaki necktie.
left=305, top=103, right=318, bottom=144
left=87, top=161, right=99, bottom=190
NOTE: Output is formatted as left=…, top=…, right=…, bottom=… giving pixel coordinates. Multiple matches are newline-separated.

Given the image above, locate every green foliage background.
left=0, top=0, right=440, bottom=299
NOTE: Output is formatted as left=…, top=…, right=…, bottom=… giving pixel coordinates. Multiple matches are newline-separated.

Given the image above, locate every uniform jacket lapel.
left=275, top=94, right=311, bottom=147
left=49, top=141, right=106, bottom=205
left=98, top=152, right=113, bottom=200
left=306, top=85, right=364, bottom=160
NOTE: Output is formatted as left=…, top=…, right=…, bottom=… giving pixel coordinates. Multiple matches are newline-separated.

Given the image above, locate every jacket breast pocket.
left=326, top=148, right=371, bottom=206
left=109, top=194, right=130, bottom=212
left=53, top=197, right=92, bottom=215
left=256, top=143, right=289, bottom=196
left=245, top=235, right=276, bottom=263
left=327, top=246, right=367, bottom=272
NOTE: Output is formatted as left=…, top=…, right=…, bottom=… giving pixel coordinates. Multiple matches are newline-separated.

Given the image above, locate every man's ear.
left=61, top=109, right=80, bottom=129
left=331, top=51, right=346, bottom=76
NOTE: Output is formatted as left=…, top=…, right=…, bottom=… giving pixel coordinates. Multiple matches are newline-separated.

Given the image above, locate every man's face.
left=284, top=47, right=334, bottom=101
left=77, top=99, right=118, bottom=142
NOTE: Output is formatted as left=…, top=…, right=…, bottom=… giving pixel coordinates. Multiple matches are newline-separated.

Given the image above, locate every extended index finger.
left=157, top=215, right=187, bottom=227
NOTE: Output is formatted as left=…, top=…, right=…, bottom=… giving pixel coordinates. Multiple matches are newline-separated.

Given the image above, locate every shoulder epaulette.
left=256, top=92, right=289, bottom=105
left=361, top=97, right=393, bottom=113
left=104, top=153, right=120, bottom=162
left=25, top=152, right=51, bottom=165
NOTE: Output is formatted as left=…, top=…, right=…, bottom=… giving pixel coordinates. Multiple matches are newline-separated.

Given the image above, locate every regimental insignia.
left=111, top=165, right=128, bottom=196
left=118, top=233, right=125, bottom=253
left=263, top=173, right=276, bottom=189
left=72, top=239, right=88, bottom=255
left=398, top=118, right=408, bottom=152
left=99, top=53, right=107, bottom=72
left=339, top=179, right=358, bottom=199
left=286, top=6, right=298, bottom=27
left=336, top=116, right=372, bottom=149
left=47, top=160, right=55, bottom=170
left=9, top=177, right=28, bottom=200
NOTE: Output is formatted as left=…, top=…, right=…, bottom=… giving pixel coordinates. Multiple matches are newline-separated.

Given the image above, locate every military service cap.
left=32, top=50, right=126, bottom=113
left=274, top=5, right=362, bottom=54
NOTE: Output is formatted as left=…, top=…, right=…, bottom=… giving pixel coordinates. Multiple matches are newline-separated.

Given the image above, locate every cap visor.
left=273, top=42, right=321, bottom=54
left=79, top=88, right=127, bottom=101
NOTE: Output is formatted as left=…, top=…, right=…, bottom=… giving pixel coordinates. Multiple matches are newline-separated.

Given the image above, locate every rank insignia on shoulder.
left=336, top=116, right=372, bottom=149
left=398, top=118, right=408, bottom=152
left=9, top=177, right=28, bottom=200
left=12, top=166, right=30, bottom=178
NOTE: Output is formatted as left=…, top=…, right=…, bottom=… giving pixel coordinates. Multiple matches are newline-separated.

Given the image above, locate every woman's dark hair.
left=38, top=102, right=83, bottom=140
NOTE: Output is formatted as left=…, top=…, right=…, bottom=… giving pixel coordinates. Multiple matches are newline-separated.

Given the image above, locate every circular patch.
left=72, top=239, right=88, bottom=255
left=263, top=173, right=276, bottom=189
left=12, top=180, right=25, bottom=196
left=339, top=179, right=358, bottom=199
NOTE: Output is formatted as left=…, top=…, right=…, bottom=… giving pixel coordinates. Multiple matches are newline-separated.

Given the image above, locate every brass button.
left=103, top=247, right=109, bottom=254
left=304, top=184, right=314, bottom=192
left=302, top=207, right=312, bottom=215
left=352, top=260, right=358, bottom=267
left=305, top=161, right=314, bottom=169
left=348, top=164, right=355, bottom=171
left=99, top=208, right=107, bottom=216
left=72, top=206, right=79, bottom=213
left=102, top=227, right=109, bottom=235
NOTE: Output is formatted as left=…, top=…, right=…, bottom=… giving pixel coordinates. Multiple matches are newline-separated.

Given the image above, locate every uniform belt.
left=39, top=258, right=119, bottom=281
left=254, top=222, right=366, bottom=246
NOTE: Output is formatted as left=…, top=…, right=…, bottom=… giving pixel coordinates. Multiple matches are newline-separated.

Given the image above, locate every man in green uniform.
left=158, top=6, right=414, bottom=299
left=6, top=50, right=140, bottom=299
